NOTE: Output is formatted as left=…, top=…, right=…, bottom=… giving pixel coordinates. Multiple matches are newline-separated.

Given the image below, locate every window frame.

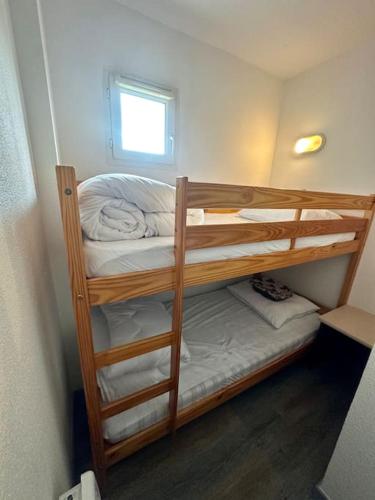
left=108, top=73, right=176, bottom=165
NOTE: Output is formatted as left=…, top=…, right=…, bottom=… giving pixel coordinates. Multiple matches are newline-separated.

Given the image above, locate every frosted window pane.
left=120, top=93, right=166, bottom=155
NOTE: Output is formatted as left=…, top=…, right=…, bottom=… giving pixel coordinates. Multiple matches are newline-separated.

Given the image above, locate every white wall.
left=270, top=39, right=375, bottom=312
left=0, top=1, right=70, bottom=497
left=18, top=0, right=282, bottom=387
left=8, top=0, right=79, bottom=382
left=40, top=0, right=281, bottom=185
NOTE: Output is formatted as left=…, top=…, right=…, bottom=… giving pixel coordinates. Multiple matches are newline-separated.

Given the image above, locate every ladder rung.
left=101, top=378, right=174, bottom=419
left=105, top=417, right=171, bottom=466
left=95, top=331, right=175, bottom=369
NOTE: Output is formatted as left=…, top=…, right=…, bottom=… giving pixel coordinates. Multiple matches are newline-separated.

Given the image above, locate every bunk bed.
left=56, top=166, right=375, bottom=482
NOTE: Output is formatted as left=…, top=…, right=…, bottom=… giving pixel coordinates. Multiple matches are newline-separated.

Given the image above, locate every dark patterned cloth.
left=251, top=275, right=293, bottom=302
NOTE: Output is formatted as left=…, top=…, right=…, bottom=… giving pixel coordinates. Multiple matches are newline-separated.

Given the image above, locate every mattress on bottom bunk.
left=92, top=288, right=320, bottom=444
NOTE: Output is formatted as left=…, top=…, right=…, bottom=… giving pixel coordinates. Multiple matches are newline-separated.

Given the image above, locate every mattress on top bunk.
left=92, top=288, right=320, bottom=444
left=84, top=212, right=355, bottom=277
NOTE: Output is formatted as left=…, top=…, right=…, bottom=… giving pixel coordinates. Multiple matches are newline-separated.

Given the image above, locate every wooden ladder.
left=56, top=166, right=187, bottom=481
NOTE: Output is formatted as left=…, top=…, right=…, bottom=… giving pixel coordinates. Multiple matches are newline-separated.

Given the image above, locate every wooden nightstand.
left=320, top=305, right=375, bottom=348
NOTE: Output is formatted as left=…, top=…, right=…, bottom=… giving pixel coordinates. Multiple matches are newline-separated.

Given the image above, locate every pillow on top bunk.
left=227, top=280, right=319, bottom=329
left=238, top=208, right=341, bottom=222
left=101, top=298, right=191, bottom=379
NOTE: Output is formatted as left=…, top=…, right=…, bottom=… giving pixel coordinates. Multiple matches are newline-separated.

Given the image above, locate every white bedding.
left=84, top=212, right=355, bottom=277
left=78, top=173, right=203, bottom=241
left=100, top=298, right=191, bottom=379
left=93, top=288, right=320, bottom=443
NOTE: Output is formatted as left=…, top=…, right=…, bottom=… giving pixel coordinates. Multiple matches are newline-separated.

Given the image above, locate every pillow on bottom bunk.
left=100, top=298, right=191, bottom=379
left=227, top=280, right=319, bottom=329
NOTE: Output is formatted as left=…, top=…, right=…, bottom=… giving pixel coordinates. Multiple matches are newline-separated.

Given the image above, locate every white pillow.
left=227, top=280, right=319, bottom=329
left=239, top=208, right=341, bottom=222
left=301, top=209, right=341, bottom=221
left=101, top=298, right=190, bottom=378
left=239, top=209, right=295, bottom=221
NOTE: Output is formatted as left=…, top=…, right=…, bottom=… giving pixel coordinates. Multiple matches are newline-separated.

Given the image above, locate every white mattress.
left=84, top=213, right=355, bottom=277
left=92, top=288, right=320, bottom=444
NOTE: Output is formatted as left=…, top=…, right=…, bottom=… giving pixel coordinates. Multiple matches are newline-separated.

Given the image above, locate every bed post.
left=337, top=198, right=375, bottom=306
left=290, top=209, right=302, bottom=249
left=56, top=166, right=106, bottom=483
left=169, top=177, right=188, bottom=430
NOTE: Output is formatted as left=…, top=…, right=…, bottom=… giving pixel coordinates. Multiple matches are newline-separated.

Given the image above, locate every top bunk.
left=56, top=166, right=375, bottom=307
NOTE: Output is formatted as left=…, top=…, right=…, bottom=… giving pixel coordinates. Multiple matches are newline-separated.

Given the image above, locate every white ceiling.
left=116, top=0, right=375, bottom=79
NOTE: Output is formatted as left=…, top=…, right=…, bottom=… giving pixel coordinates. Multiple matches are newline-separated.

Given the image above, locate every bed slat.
left=186, top=217, right=366, bottom=250
left=87, top=240, right=360, bottom=305
left=95, top=331, right=175, bottom=369
left=105, top=418, right=171, bottom=466
left=183, top=239, right=359, bottom=285
left=101, top=378, right=174, bottom=419
left=88, top=266, right=175, bottom=305
left=187, top=181, right=374, bottom=210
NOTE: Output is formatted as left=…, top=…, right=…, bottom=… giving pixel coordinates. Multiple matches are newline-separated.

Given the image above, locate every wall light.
left=294, top=134, right=326, bottom=155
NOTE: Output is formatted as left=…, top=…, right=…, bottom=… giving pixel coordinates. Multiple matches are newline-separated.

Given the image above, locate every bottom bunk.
left=92, top=283, right=320, bottom=447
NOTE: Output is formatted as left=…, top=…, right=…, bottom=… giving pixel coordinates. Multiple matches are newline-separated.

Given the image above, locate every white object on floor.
left=59, top=471, right=101, bottom=500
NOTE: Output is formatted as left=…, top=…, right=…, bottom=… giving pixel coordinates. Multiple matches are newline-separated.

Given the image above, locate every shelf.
left=320, top=305, right=375, bottom=348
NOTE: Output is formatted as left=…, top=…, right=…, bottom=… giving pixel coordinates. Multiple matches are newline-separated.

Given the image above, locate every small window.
left=108, top=73, right=176, bottom=164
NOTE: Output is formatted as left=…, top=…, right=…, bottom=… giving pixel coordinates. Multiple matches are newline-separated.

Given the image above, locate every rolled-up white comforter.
left=78, top=174, right=204, bottom=241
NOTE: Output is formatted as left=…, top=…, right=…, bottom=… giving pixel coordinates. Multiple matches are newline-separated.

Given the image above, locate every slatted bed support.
left=56, top=166, right=375, bottom=483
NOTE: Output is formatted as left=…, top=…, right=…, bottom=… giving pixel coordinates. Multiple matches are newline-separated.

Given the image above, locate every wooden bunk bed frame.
left=56, top=165, right=375, bottom=482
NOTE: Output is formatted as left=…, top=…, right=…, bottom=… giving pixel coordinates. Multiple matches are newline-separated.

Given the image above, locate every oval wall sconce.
left=294, top=134, right=326, bottom=155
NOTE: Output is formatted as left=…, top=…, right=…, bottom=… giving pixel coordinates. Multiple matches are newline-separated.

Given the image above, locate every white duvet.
left=99, top=297, right=191, bottom=379
left=78, top=173, right=203, bottom=241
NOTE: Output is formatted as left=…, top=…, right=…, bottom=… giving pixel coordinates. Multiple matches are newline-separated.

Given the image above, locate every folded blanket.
left=78, top=173, right=204, bottom=241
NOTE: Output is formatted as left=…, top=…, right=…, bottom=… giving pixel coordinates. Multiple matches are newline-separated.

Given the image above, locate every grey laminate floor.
left=74, top=328, right=369, bottom=500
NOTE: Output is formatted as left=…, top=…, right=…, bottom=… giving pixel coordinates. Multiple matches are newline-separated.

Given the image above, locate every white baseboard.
left=316, top=482, right=332, bottom=500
